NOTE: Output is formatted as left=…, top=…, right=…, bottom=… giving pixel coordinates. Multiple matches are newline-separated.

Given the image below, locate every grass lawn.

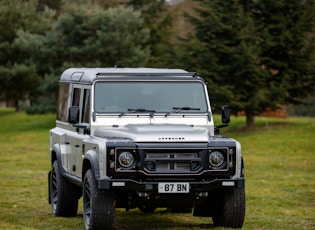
left=0, top=107, right=314, bottom=229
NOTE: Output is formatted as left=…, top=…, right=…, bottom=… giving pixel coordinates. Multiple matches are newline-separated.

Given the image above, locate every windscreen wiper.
left=120, top=108, right=156, bottom=117
left=127, top=108, right=156, bottom=113
left=165, top=106, right=200, bottom=117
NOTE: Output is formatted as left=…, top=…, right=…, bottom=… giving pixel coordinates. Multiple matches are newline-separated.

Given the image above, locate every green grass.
left=0, top=107, right=314, bottom=229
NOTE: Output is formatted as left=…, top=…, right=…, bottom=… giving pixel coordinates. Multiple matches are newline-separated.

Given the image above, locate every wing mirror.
left=215, top=105, right=230, bottom=135
left=221, top=105, right=230, bottom=124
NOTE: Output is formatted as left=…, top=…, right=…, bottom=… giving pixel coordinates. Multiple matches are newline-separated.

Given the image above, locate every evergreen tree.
left=0, top=0, right=56, bottom=111
left=251, top=0, right=315, bottom=105
left=46, top=4, right=150, bottom=69
left=37, top=0, right=62, bottom=12
left=182, top=0, right=265, bottom=127
left=181, top=0, right=315, bottom=126
left=127, top=0, right=174, bottom=67
left=26, top=4, right=151, bottom=113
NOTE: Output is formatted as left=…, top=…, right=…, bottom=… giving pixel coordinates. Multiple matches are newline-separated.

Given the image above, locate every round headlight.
left=118, top=151, right=134, bottom=168
left=209, top=151, right=224, bottom=167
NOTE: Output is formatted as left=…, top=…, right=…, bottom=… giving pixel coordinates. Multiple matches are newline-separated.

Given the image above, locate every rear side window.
left=57, top=83, right=69, bottom=122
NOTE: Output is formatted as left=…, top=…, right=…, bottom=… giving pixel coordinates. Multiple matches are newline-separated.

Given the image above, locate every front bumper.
left=98, top=177, right=245, bottom=192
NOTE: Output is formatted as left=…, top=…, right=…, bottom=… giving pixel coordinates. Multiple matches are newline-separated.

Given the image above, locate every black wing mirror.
left=215, top=105, right=230, bottom=135
left=221, top=105, right=230, bottom=124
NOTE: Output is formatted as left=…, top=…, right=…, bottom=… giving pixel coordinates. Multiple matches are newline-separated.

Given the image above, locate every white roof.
left=60, top=67, right=193, bottom=83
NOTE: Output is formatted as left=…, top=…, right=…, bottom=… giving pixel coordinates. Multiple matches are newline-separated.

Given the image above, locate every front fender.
left=50, top=143, right=67, bottom=177
left=83, top=150, right=100, bottom=180
left=232, top=140, right=243, bottom=179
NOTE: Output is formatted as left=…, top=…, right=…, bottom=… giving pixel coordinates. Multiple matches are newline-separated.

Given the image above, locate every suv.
left=48, top=67, right=245, bottom=229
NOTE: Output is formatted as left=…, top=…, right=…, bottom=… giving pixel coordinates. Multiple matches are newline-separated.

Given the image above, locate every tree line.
left=0, top=0, right=314, bottom=127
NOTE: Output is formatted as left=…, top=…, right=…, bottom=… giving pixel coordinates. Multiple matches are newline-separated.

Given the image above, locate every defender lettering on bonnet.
left=48, top=68, right=245, bottom=230
left=158, top=137, right=185, bottom=141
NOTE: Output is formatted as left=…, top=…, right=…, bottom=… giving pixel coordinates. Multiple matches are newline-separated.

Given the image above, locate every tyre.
left=83, top=169, right=115, bottom=230
left=169, top=207, right=192, bottom=213
left=212, top=187, right=245, bottom=228
left=50, top=161, right=80, bottom=217
left=139, top=205, right=156, bottom=213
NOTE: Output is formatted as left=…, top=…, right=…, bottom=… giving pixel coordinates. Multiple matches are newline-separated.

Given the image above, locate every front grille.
left=144, top=151, right=202, bottom=174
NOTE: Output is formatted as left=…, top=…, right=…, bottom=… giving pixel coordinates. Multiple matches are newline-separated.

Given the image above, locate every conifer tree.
left=182, top=0, right=315, bottom=126
left=251, top=0, right=315, bottom=105
left=31, top=4, right=150, bottom=113
left=0, top=0, right=55, bottom=111
left=46, top=4, right=150, bottom=68
left=127, top=0, right=174, bottom=67
left=183, top=0, right=264, bottom=127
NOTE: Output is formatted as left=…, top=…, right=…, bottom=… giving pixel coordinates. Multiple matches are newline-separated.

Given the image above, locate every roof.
left=59, top=67, right=200, bottom=83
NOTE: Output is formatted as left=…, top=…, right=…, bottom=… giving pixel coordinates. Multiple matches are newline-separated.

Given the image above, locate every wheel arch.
left=50, top=144, right=66, bottom=176
left=233, top=140, right=243, bottom=178
left=82, top=150, right=100, bottom=181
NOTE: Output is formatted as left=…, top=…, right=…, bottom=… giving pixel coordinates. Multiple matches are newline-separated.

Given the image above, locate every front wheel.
left=212, top=187, right=246, bottom=228
left=83, top=169, right=115, bottom=230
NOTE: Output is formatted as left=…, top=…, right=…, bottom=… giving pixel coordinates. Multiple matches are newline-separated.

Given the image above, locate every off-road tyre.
left=212, top=187, right=245, bottom=228
left=83, top=169, right=115, bottom=230
left=139, top=205, right=156, bottom=213
left=169, top=207, right=192, bottom=213
left=50, top=161, right=79, bottom=217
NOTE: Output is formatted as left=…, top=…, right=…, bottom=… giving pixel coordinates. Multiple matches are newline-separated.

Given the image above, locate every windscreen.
left=94, top=81, right=208, bottom=114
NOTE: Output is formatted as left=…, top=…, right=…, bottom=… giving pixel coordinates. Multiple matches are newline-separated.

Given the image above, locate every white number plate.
left=158, top=183, right=189, bottom=193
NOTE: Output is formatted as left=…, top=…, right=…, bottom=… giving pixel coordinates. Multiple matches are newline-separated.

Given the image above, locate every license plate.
left=158, top=183, right=189, bottom=193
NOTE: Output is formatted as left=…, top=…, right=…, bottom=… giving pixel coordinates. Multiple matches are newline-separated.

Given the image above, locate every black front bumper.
left=98, top=177, right=245, bottom=192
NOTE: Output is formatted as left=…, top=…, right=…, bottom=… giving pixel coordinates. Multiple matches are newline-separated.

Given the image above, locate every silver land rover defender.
left=48, top=67, right=245, bottom=229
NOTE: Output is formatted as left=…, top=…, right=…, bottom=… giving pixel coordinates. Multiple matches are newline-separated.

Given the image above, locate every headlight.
left=118, top=151, right=134, bottom=168
left=209, top=151, right=224, bottom=167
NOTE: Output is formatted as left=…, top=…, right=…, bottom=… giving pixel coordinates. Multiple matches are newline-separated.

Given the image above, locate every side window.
left=82, top=89, right=91, bottom=123
left=70, top=86, right=82, bottom=123
left=72, top=87, right=81, bottom=107
left=57, top=83, right=69, bottom=122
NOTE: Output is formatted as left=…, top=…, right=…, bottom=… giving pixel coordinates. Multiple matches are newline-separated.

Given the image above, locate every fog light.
left=209, top=151, right=224, bottom=167
left=118, top=151, right=134, bottom=167
left=110, top=162, right=115, bottom=168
